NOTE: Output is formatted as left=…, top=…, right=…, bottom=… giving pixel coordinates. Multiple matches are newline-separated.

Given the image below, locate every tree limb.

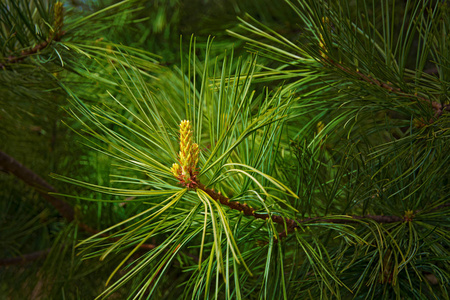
left=329, top=60, right=449, bottom=121
left=0, top=150, right=156, bottom=254
left=0, top=31, right=66, bottom=69
left=0, top=249, right=51, bottom=267
left=0, top=150, right=74, bottom=221
left=197, top=182, right=449, bottom=240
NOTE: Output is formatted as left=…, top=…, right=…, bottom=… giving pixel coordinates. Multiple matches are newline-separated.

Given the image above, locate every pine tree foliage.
left=1, top=0, right=449, bottom=299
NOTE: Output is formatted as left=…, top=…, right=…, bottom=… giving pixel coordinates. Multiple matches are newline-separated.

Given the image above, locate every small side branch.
left=0, top=249, right=51, bottom=267
left=0, top=150, right=74, bottom=221
left=197, top=182, right=449, bottom=240
left=330, top=60, right=449, bottom=120
left=0, top=32, right=65, bottom=68
left=198, top=182, right=297, bottom=227
left=0, top=0, right=65, bottom=70
left=0, top=150, right=156, bottom=256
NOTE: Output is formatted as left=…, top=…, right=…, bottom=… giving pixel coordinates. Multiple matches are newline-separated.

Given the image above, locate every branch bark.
left=0, top=150, right=156, bottom=259
left=329, top=60, right=450, bottom=121
left=2, top=148, right=447, bottom=258
left=0, top=31, right=65, bottom=69
left=0, top=249, right=51, bottom=267
left=0, top=150, right=74, bottom=221
left=197, top=182, right=450, bottom=240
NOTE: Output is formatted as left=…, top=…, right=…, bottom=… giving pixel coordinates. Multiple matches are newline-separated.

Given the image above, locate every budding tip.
left=173, top=120, right=202, bottom=187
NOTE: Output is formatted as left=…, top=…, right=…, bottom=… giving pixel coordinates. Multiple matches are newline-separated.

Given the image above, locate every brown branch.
left=0, top=31, right=65, bottom=69
left=0, top=1, right=65, bottom=70
left=197, top=182, right=450, bottom=240
left=0, top=249, right=51, bottom=267
left=0, top=150, right=74, bottom=221
left=198, top=183, right=295, bottom=228
left=0, top=150, right=156, bottom=252
left=277, top=215, right=401, bottom=239
left=3, top=148, right=447, bottom=254
left=330, top=60, right=449, bottom=121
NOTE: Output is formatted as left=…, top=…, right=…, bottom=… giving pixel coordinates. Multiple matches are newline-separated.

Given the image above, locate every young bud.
left=172, top=120, right=200, bottom=188
left=54, top=2, right=64, bottom=33
left=171, top=163, right=180, bottom=178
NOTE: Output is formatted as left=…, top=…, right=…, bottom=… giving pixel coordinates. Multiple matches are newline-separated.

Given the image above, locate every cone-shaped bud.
left=191, top=143, right=199, bottom=166
left=54, top=2, right=64, bottom=32
left=319, top=17, right=331, bottom=59
left=172, top=120, right=200, bottom=188
left=319, top=34, right=327, bottom=59
left=316, top=121, right=325, bottom=134
left=171, top=163, right=180, bottom=178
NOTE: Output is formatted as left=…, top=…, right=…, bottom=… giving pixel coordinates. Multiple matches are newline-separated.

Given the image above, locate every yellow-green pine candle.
left=179, top=120, right=193, bottom=181
left=191, top=143, right=199, bottom=167
left=54, top=2, right=64, bottom=32
left=171, top=163, right=180, bottom=178
left=173, top=120, right=199, bottom=186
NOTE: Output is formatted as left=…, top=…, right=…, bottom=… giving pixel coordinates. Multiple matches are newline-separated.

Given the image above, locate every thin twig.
left=0, top=31, right=65, bottom=69
left=0, top=150, right=156, bottom=251
left=0, top=150, right=74, bottom=221
left=198, top=182, right=296, bottom=227
left=0, top=249, right=51, bottom=267
left=197, top=182, right=450, bottom=240
left=330, top=60, right=449, bottom=120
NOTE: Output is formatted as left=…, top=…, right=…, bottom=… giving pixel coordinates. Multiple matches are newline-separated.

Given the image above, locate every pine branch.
left=0, top=248, right=51, bottom=267
left=0, top=31, right=66, bottom=69
left=0, top=1, right=66, bottom=69
left=197, top=182, right=450, bottom=240
left=0, top=150, right=74, bottom=221
left=198, top=182, right=296, bottom=227
left=329, top=59, right=449, bottom=120
left=0, top=150, right=156, bottom=250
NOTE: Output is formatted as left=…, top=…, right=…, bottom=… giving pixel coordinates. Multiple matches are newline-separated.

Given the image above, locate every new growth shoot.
left=171, top=120, right=199, bottom=188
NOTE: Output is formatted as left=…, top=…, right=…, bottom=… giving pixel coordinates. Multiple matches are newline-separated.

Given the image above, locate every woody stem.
left=196, top=182, right=450, bottom=240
